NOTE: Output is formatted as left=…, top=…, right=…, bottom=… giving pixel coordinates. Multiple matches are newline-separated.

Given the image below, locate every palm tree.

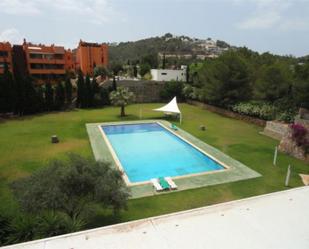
left=109, top=87, right=135, bottom=117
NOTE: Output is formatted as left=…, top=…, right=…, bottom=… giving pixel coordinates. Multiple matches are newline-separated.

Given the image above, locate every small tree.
left=45, top=82, right=54, bottom=111
left=76, top=70, right=85, bottom=108
left=94, top=66, right=108, bottom=78
left=91, top=77, right=100, bottom=106
left=11, top=154, right=130, bottom=219
left=109, top=87, right=135, bottom=117
left=54, top=82, right=65, bottom=110
left=0, top=63, right=15, bottom=113
left=85, top=74, right=92, bottom=107
left=64, top=76, right=72, bottom=104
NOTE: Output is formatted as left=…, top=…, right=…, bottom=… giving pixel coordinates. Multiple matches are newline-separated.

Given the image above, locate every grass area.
left=0, top=103, right=308, bottom=228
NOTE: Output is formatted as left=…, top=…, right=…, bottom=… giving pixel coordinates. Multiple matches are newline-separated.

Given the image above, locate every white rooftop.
left=3, top=187, right=309, bottom=249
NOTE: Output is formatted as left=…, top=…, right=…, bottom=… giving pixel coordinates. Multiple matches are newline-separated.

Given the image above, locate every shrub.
left=160, top=80, right=184, bottom=101
left=231, top=102, right=276, bottom=120
left=290, top=124, right=309, bottom=154
left=11, top=154, right=130, bottom=219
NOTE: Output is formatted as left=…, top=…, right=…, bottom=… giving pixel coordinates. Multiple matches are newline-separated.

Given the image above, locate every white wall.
left=151, top=68, right=186, bottom=82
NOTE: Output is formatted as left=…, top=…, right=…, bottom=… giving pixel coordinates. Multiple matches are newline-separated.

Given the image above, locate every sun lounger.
left=165, top=177, right=177, bottom=190
left=151, top=178, right=163, bottom=191
left=171, top=124, right=178, bottom=130
left=158, top=177, right=170, bottom=190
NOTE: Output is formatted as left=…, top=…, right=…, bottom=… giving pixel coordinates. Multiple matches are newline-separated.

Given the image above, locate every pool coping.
left=86, top=120, right=261, bottom=199
left=99, top=121, right=230, bottom=187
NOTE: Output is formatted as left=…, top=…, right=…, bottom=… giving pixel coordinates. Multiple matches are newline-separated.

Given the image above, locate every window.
left=30, top=53, right=43, bottom=59
left=0, top=51, right=8, bottom=57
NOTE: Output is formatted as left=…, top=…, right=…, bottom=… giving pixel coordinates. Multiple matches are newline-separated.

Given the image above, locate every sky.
left=0, top=0, right=308, bottom=56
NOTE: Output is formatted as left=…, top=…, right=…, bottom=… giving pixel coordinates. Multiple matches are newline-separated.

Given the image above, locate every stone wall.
left=187, top=100, right=266, bottom=127
left=261, top=121, right=289, bottom=140
left=278, top=109, right=309, bottom=162
left=103, top=80, right=165, bottom=103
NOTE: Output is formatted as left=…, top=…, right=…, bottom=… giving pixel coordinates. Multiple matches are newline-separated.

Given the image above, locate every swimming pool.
left=101, top=123, right=225, bottom=184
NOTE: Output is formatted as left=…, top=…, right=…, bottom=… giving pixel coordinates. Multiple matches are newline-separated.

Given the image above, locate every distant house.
left=151, top=65, right=187, bottom=82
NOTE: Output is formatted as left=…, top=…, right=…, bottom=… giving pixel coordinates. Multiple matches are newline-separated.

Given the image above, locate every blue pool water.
left=102, top=123, right=224, bottom=183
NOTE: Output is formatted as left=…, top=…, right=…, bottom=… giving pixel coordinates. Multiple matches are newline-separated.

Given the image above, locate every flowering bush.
left=290, top=123, right=309, bottom=154
left=231, top=102, right=276, bottom=120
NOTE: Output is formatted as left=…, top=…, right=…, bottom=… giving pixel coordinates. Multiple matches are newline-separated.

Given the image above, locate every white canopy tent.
left=153, top=96, right=182, bottom=123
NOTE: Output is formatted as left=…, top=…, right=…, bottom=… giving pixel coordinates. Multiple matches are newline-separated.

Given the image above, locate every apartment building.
left=0, top=42, right=13, bottom=74
left=0, top=39, right=108, bottom=83
left=75, top=40, right=108, bottom=76
left=22, top=40, right=74, bottom=83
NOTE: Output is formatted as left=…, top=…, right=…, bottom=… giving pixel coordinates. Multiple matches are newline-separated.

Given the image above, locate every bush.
left=11, top=154, right=130, bottom=219
left=231, top=102, right=276, bottom=120
left=290, top=124, right=309, bottom=154
left=160, top=80, right=184, bottom=101
left=231, top=101, right=297, bottom=122
left=0, top=214, right=11, bottom=246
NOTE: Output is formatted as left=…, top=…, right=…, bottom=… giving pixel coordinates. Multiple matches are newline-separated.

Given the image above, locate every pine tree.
left=85, top=74, right=92, bottom=108
left=76, top=70, right=85, bottom=108
left=112, top=76, right=117, bottom=91
left=54, top=82, right=65, bottom=110
left=23, top=76, right=41, bottom=114
left=91, top=77, right=99, bottom=106
left=45, top=82, right=54, bottom=111
left=64, top=76, right=72, bottom=104
left=0, top=63, right=15, bottom=113
left=133, top=65, right=138, bottom=78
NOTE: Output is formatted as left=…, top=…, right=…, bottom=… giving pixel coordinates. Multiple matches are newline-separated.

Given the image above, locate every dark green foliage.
left=76, top=70, right=85, bottom=108
left=45, top=82, right=54, bottom=111
left=0, top=63, right=16, bottom=113
left=112, top=76, right=117, bottom=91
left=54, top=82, right=65, bottom=110
left=110, top=63, right=123, bottom=76
left=0, top=214, right=11, bottom=246
left=140, top=63, right=151, bottom=77
left=109, top=34, right=195, bottom=66
left=133, top=65, right=138, bottom=77
left=199, top=52, right=251, bottom=106
left=36, top=212, right=85, bottom=238
left=91, top=77, right=100, bottom=106
left=160, top=80, right=184, bottom=101
left=11, top=154, right=130, bottom=218
left=254, top=63, right=292, bottom=102
left=162, top=53, right=166, bottom=69
left=141, top=53, right=158, bottom=68
left=216, top=40, right=230, bottom=48
left=64, top=76, right=73, bottom=104
left=293, top=63, right=309, bottom=108
left=20, top=76, right=43, bottom=115
left=85, top=75, right=92, bottom=107
left=8, top=215, right=38, bottom=244
left=100, top=87, right=111, bottom=105
left=93, top=66, right=108, bottom=78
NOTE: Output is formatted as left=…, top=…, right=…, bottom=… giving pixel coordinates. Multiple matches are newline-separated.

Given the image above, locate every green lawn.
left=0, top=103, right=308, bottom=228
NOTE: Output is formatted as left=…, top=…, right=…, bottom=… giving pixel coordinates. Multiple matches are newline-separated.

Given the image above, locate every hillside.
left=108, top=33, right=230, bottom=66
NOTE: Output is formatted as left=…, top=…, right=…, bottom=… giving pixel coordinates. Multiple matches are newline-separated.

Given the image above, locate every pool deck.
left=3, top=186, right=309, bottom=249
left=86, top=120, right=261, bottom=198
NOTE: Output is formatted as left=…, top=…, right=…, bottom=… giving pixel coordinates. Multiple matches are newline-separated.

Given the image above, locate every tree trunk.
left=120, top=105, right=125, bottom=117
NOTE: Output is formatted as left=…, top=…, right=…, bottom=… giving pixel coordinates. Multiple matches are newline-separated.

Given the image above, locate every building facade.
left=0, top=42, right=13, bottom=74
left=0, top=39, right=108, bottom=84
left=151, top=66, right=187, bottom=82
left=75, top=40, right=108, bottom=76
left=22, top=40, right=74, bottom=84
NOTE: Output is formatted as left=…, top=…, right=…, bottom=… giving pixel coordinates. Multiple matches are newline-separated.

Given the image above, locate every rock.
left=51, top=135, right=59, bottom=143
